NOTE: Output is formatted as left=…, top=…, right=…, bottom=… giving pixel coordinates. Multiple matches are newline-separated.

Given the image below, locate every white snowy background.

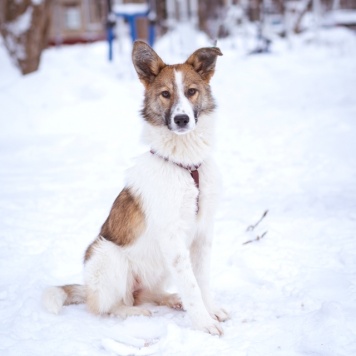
left=1, top=27, right=356, bottom=355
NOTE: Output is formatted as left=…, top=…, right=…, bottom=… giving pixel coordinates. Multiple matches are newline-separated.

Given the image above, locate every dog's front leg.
left=162, top=234, right=223, bottom=336
left=191, top=227, right=230, bottom=323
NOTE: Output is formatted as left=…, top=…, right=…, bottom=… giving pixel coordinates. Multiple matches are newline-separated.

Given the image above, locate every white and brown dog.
left=43, top=41, right=228, bottom=335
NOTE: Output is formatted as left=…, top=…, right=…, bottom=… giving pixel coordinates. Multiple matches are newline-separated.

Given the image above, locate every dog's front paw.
left=210, top=307, right=230, bottom=322
left=194, top=317, right=224, bottom=336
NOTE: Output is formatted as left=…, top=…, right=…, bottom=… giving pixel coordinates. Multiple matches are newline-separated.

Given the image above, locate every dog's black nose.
left=174, top=114, right=189, bottom=128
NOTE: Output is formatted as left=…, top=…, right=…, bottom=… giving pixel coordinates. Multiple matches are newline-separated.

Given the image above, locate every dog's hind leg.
left=85, top=283, right=151, bottom=318
left=134, top=289, right=183, bottom=310
left=84, top=239, right=136, bottom=316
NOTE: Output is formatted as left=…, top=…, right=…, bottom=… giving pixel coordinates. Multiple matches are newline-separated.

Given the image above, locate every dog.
left=43, top=41, right=228, bottom=335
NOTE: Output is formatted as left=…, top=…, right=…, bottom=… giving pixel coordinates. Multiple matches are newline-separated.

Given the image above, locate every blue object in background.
left=107, top=3, right=155, bottom=61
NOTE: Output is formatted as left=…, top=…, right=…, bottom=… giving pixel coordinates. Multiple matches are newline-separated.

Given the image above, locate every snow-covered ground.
left=1, top=28, right=356, bottom=355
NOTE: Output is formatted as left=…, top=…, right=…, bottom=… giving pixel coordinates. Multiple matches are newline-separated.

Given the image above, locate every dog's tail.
left=42, top=284, right=86, bottom=314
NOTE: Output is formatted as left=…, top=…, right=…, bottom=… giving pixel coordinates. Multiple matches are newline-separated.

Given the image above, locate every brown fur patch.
left=99, top=188, right=146, bottom=247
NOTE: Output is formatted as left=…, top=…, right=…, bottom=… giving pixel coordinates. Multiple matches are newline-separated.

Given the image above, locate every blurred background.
left=1, top=0, right=356, bottom=74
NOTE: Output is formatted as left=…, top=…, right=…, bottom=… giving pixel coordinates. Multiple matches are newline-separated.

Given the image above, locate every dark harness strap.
left=190, top=169, right=199, bottom=190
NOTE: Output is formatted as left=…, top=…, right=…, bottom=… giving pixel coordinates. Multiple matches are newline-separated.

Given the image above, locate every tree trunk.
left=198, top=0, right=225, bottom=39
left=293, top=0, right=312, bottom=34
left=0, top=0, right=51, bottom=75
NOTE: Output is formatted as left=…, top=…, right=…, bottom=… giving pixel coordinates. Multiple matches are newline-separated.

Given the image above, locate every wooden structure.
left=49, top=0, right=106, bottom=45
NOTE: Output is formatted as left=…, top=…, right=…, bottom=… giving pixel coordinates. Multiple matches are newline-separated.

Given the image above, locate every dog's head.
left=132, top=41, right=222, bottom=135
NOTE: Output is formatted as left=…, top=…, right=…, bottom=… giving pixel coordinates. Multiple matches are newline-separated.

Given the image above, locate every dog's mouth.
left=170, top=127, right=193, bottom=135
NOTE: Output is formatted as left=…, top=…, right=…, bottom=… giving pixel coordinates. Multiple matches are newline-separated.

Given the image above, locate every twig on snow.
left=246, top=210, right=269, bottom=232
left=242, top=231, right=268, bottom=245
left=243, top=210, right=269, bottom=245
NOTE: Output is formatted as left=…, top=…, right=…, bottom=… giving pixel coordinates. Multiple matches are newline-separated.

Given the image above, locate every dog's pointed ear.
left=132, top=41, right=166, bottom=87
left=185, top=47, right=223, bottom=82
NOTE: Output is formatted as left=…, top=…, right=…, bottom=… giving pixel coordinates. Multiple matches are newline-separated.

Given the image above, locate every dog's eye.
left=161, top=91, right=170, bottom=99
left=187, top=88, right=197, bottom=97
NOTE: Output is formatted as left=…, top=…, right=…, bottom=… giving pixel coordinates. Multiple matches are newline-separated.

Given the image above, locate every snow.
left=1, top=27, right=356, bottom=355
left=324, top=9, right=356, bottom=26
left=113, top=4, right=149, bottom=16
